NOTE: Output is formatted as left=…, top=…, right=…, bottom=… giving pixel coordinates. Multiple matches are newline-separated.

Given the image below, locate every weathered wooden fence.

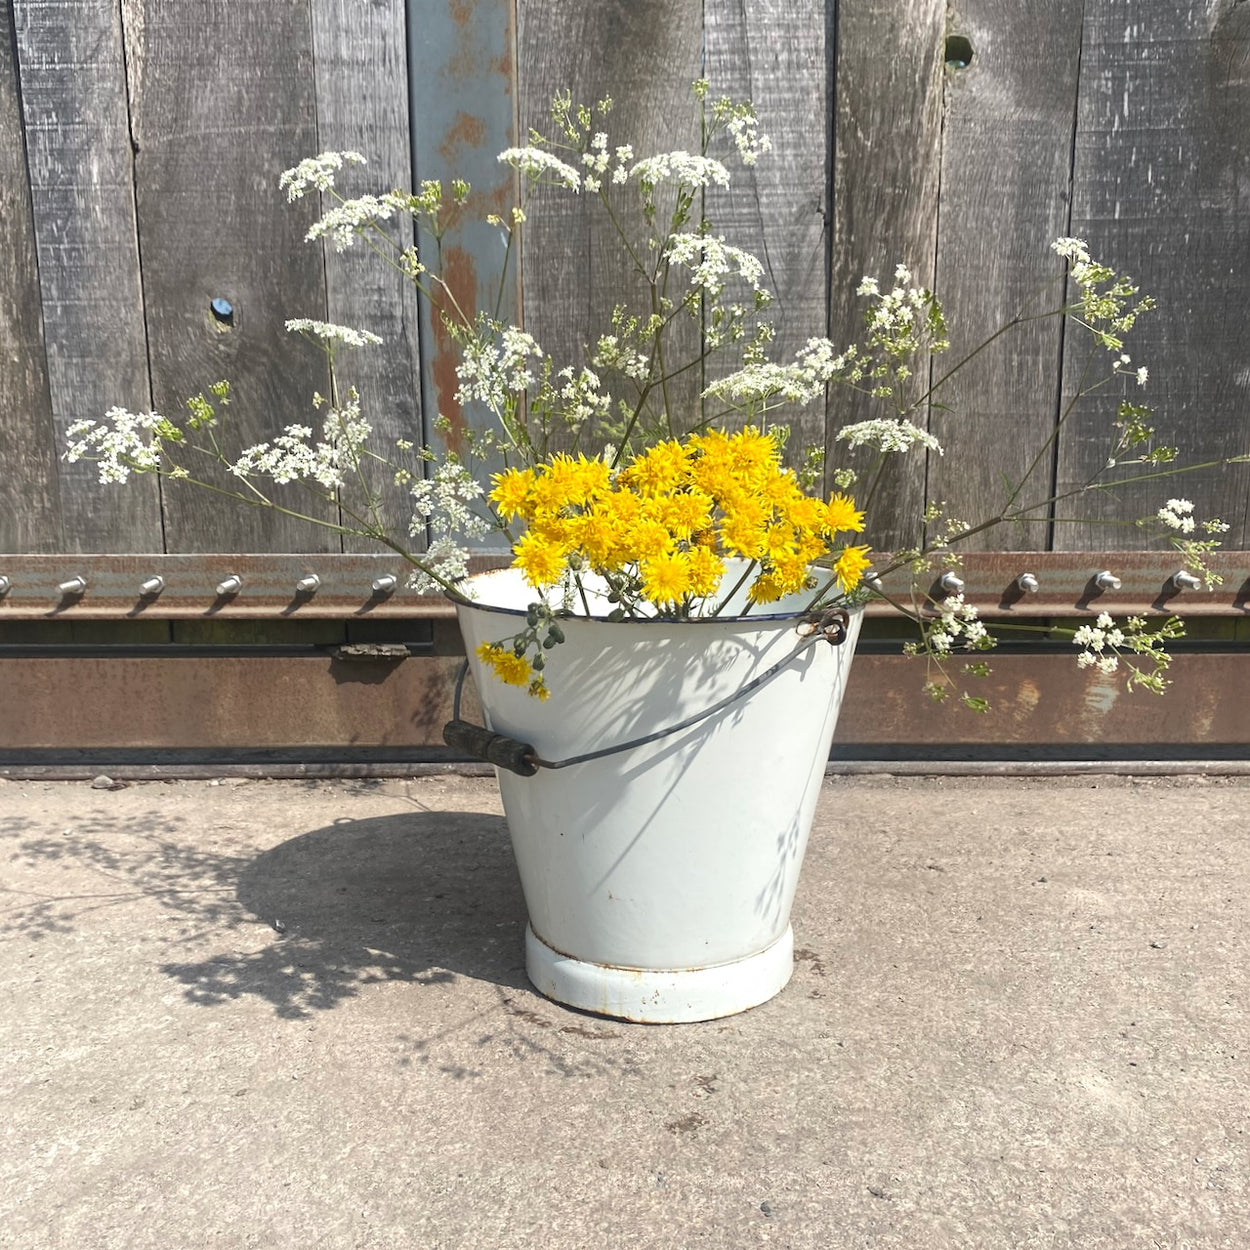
left=3, top=0, right=1248, bottom=559
left=1, top=0, right=1249, bottom=764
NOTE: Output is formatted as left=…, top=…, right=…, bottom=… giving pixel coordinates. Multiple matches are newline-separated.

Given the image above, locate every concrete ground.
left=1, top=772, right=1247, bottom=1249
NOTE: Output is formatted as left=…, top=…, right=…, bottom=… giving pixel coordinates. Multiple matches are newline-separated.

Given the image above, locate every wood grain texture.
left=0, top=3, right=60, bottom=552
left=828, top=0, right=946, bottom=554
left=704, top=0, right=831, bottom=458
left=516, top=0, right=703, bottom=445
left=311, top=0, right=423, bottom=548
left=926, top=0, right=1084, bottom=551
left=1057, top=0, right=1250, bottom=550
left=13, top=0, right=160, bottom=552
left=126, top=0, right=333, bottom=553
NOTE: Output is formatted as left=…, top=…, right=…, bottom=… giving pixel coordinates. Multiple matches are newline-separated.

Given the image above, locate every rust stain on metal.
left=430, top=244, right=479, bottom=456
left=448, top=0, right=473, bottom=28
left=438, top=110, right=487, bottom=162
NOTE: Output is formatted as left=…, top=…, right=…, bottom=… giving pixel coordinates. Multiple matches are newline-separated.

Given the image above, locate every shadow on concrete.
left=161, top=811, right=529, bottom=1017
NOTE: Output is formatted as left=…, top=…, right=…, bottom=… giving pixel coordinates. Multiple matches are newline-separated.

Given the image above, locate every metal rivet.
left=58, top=576, right=87, bottom=596
left=295, top=574, right=321, bottom=594
left=215, top=574, right=243, bottom=597
left=0, top=575, right=10, bottom=597
left=139, top=576, right=165, bottom=597
left=1016, top=573, right=1040, bottom=593
left=863, top=571, right=884, bottom=592
left=938, top=571, right=965, bottom=595
left=371, top=574, right=398, bottom=594
left=1171, top=570, right=1202, bottom=591
left=210, top=297, right=234, bottom=324
left=1094, top=570, right=1122, bottom=592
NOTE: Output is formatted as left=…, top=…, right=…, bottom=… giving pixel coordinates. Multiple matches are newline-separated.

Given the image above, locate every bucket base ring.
left=524, top=923, right=794, bottom=1024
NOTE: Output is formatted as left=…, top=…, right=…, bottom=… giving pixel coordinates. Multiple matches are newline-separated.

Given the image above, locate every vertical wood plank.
left=516, top=0, right=703, bottom=445
left=13, top=0, right=161, bottom=552
left=828, top=0, right=945, bottom=554
left=127, top=0, right=333, bottom=553
left=704, top=0, right=832, bottom=456
left=0, top=2, right=60, bottom=552
left=926, top=1, right=1084, bottom=551
left=1057, top=0, right=1250, bottom=550
left=311, top=0, right=423, bottom=546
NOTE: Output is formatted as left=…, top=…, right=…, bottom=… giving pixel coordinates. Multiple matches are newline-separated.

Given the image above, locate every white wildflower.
left=629, top=151, right=731, bottom=190
left=835, top=418, right=943, bottom=455
left=497, top=146, right=581, bottom=190
left=64, top=408, right=166, bottom=483
left=665, top=233, right=767, bottom=296
left=856, top=277, right=880, bottom=298
left=285, top=319, right=383, bottom=348
left=278, top=150, right=367, bottom=201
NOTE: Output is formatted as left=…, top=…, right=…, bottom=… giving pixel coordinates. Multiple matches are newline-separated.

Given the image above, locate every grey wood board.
left=926, top=0, right=1085, bottom=552
left=311, top=0, right=424, bottom=550
left=13, top=0, right=161, bottom=552
left=0, top=3, right=60, bottom=553
left=517, top=0, right=704, bottom=453
left=1057, top=0, right=1250, bottom=550
left=828, top=0, right=946, bottom=554
left=704, top=0, right=832, bottom=462
left=127, top=0, right=334, bottom=554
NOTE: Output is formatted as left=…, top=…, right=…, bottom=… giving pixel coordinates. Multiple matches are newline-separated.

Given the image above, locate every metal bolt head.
left=1094, top=570, right=1122, bottom=592
left=0, top=575, right=9, bottom=597
left=1171, top=570, right=1202, bottom=591
left=215, top=575, right=243, bottom=597
left=58, top=576, right=87, bottom=596
left=371, top=574, right=398, bottom=594
left=295, top=574, right=321, bottom=594
left=1016, top=573, right=1040, bottom=594
left=139, top=576, right=165, bottom=597
left=939, top=571, right=965, bottom=595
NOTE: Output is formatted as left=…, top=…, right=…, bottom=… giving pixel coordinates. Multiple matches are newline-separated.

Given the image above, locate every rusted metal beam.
left=0, top=552, right=1247, bottom=621
left=1, top=649, right=1246, bottom=755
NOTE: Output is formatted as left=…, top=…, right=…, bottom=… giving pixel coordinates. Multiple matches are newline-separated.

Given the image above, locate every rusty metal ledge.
left=0, top=551, right=1246, bottom=620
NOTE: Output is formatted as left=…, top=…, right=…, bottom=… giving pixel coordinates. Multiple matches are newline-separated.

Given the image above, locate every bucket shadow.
left=161, top=810, right=530, bottom=1018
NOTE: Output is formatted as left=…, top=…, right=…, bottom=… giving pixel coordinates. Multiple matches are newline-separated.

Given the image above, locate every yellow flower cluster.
left=489, top=428, right=869, bottom=611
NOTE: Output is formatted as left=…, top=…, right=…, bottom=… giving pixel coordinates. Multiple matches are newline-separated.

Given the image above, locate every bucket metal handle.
left=442, top=608, right=851, bottom=777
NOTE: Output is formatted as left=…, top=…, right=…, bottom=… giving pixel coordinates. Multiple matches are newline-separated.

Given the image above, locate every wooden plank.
left=311, top=0, right=424, bottom=547
left=703, top=0, right=831, bottom=458
left=1057, top=0, right=1250, bottom=551
left=125, top=0, right=334, bottom=553
left=13, top=0, right=160, bottom=552
left=926, top=0, right=1085, bottom=551
left=828, top=0, right=945, bottom=554
left=516, top=0, right=703, bottom=448
left=0, top=2, right=60, bottom=553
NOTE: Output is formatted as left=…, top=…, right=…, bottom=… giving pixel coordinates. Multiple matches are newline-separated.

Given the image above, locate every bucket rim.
left=447, top=564, right=863, bottom=627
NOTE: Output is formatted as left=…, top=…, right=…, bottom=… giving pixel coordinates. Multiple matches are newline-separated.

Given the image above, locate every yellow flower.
left=641, top=549, right=692, bottom=605
left=685, top=545, right=725, bottom=597
left=825, top=493, right=866, bottom=534
left=513, top=529, right=568, bottom=587
left=624, top=439, right=691, bottom=496
left=833, top=543, right=872, bottom=591
left=477, top=642, right=532, bottom=686
left=490, top=467, right=535, bottom=520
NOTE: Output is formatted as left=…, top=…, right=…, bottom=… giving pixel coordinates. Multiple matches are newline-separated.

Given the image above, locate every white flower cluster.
left=664, top=232, right=766, bottom=296
left=835, top=418, right=943, bottom=455
left=304, top=192, right=407, bottom=251
left=704, top=338, right=854, bottom=408
left=278, top=150, right=367, bottom=201
left=406, top=463, right=491, bottom=595
left=724, top=111, right=771, bottom=166
left=629, top=151, right=731, bottom=190
left=556, top=366, right=611, bottom=429
left=1113, top=352, right=1149, bottom=387
left=455, top=327, right=544, bottom=411
left=229, top=397, right=371, bottom=490
left=64, top=408, right=165, bottom=483
left=1073, top=612, right=1126, bottom=675
left=285, top=319, right=383, bottom=348
left=580, top=132, right=631, bottom=193
left=1157, top=497, right=1196, bottom=532
left=497, top=146, right=581, bottom=190
left=928, top=594, right=988, bottom=654
left=591, top=333, right=649, bottom=381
